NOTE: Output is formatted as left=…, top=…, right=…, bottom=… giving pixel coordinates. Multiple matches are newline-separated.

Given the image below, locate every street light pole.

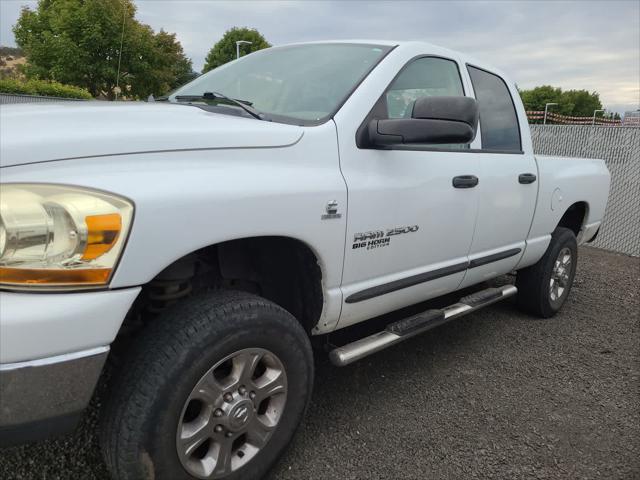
left=592, top=109, right=605, bottom=125
left=236, top=40, right=253, bottom=59
left=543, top=103, right=558, bottom=125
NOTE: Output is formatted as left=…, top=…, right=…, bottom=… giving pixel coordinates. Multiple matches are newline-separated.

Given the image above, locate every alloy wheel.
left=549, top=247, right=572, bottom=306
left=176, top=348, right=287, bottom=479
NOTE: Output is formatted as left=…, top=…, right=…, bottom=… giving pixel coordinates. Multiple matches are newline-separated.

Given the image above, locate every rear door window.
left=467, top=66, right=521, bottom=152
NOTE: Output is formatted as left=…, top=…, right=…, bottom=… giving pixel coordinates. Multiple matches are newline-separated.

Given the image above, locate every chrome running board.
left=329, top=285, right=517, bottom=367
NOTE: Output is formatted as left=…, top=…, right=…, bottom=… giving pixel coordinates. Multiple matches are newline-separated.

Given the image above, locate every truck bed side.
left=518, top=154, right=611, bottom=270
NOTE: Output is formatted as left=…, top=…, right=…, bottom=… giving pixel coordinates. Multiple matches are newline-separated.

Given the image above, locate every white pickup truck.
left=0, top=41, right=610, bottom=480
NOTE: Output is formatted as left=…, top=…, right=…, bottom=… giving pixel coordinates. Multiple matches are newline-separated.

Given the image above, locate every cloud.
left=0, top=1, right=37, bottom=46
left=2, top=0, right=638, bottom=112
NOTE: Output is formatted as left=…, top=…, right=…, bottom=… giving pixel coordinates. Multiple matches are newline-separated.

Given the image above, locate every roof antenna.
left=115, top=0, right=126, bottom=101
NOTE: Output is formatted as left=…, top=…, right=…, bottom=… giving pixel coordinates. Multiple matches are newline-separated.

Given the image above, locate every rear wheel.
left=516, top=227, right=578, bottom=318
left=101, top=291, right=313, bottom=480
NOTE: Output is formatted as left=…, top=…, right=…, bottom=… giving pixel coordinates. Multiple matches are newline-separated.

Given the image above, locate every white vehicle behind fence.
left=0, top=40, right=610, bottom=480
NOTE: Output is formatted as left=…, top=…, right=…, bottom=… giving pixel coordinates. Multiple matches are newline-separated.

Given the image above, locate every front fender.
left=0, top=122, right=347, bottom=330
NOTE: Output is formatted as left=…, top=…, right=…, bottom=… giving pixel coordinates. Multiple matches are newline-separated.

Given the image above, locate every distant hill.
left=0, top=46, right=26, bottom=79
left=0, top=46, right=23, bottom=57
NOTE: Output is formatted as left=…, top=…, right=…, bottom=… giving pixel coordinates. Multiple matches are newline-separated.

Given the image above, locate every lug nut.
left=239, top=386, right=247, bottom=395
left=249, top=391, right=256, bottom=400
left=214, top=425, right=223, bottom=433
left=224, top=393, right=234, bottom=403
left=214, top=408, right=223, bottom=417
left=226, top=432, right=233, bottom=438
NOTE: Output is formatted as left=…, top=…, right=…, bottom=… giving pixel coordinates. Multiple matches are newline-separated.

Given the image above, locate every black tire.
left=516, top=227, right=578, bottom=318
left=100, top=291, right=314, bottom=480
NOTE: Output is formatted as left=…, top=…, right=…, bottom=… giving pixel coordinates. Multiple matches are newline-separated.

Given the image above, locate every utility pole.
left=543, top=103, right=558, bottom=125
left=236, top=40, right=253, bottom=59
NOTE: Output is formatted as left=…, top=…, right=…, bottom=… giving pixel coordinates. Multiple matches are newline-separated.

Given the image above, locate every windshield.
left=169, top=43, right=393, bottom=124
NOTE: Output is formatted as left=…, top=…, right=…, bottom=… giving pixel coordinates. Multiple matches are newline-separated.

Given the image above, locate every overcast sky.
left=1, top=0, right=638, bottom=113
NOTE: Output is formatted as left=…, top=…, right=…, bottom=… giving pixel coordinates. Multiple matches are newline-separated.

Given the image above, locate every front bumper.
left=0, top=288, right=140, bottom=364
left=0, top=287, right=140, bottom=446
left=0, top=347, right=108, bottom=446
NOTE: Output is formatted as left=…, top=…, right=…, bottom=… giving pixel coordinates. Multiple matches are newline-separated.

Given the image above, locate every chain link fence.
left=531, top=125, right=640, bottom=256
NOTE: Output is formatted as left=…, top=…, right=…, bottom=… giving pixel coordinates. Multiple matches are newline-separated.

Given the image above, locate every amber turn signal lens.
left=0, top=267, right=112, bottom=286
left=82, top=213, right=122, bottom=261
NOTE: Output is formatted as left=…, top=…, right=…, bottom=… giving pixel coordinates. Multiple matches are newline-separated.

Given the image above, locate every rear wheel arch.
left=557, top=201, right=589, bottom=237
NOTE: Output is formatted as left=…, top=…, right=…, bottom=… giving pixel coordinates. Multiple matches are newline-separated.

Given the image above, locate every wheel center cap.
left=227, top=400, right=253, bottom=431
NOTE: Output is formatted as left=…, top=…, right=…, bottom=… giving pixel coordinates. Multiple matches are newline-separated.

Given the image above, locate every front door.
left=336, top=56, right=481, bottom=328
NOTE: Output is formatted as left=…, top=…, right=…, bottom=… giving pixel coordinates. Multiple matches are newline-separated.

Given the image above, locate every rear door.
left=458, top=65, right=538, bottom=288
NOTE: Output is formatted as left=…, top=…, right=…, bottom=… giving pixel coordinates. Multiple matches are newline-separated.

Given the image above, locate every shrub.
left=0, top=78, right=92, bottom=99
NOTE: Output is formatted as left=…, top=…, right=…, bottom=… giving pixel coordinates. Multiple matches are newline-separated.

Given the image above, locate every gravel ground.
left=1, top=246, right=638, bottom=479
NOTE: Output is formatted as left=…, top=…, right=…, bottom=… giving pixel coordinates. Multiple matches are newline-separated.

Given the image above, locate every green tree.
left=519, top=85, right=603, bottom=118
left=602, top=111, right=621, bottom=121
left=561, top=89, right=602, bottom=117
left=203, top=27, right=270, bottom=72
left=123, top=26, right=195, bottom=98
left=154, top=30, right=198, bottom=87
left=13, top=0, right=193, bottom=99
left=519, top=85, right=567, bottom=114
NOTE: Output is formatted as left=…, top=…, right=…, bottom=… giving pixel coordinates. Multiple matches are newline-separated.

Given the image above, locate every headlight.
left=0, top=184, right=133, bottom=289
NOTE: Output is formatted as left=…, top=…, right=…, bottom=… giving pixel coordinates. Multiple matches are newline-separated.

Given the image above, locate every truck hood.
left=0, top=102, right=304, bottom=168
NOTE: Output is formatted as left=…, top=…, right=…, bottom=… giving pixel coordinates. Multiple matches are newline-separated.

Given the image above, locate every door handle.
left=518, top=173, right=537, bottom=184
left=452, top=175, right=479, bottom=188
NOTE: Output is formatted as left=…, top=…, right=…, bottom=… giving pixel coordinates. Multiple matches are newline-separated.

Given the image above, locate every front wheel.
left=101, top=291, right=314, bottom=480
left=516, top=227, right=578, bottom=318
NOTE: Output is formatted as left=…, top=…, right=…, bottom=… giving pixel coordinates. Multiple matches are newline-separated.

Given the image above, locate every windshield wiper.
left=174, top=91, right=265, bottom=120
